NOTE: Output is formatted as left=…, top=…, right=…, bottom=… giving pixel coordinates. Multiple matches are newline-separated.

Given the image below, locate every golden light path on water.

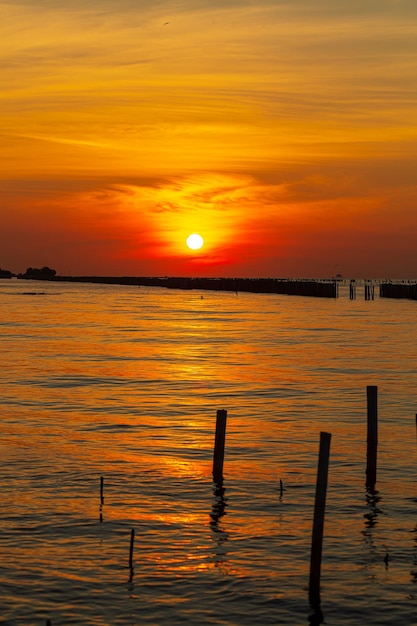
left=0, top=279, right=416, bottom=625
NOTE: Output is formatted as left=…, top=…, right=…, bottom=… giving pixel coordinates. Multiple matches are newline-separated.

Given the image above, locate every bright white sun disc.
left=186, top=233, right=204, bottom=250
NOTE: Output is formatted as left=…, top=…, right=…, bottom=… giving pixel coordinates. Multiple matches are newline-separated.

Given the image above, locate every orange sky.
left=1, top=0, right=416, bottom=278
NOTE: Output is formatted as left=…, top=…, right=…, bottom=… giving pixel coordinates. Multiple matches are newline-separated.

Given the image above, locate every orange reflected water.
left=0, top=280, right=416, bottom=624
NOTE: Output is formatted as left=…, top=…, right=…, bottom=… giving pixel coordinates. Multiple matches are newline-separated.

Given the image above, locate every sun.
left=186, top=233, right=204, bottom=250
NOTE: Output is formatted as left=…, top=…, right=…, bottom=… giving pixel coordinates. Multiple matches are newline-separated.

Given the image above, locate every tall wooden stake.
left=129, top=528, right=135, bottom=569
left=366, top=386, right=378, bottom=491
left=309, top=431, right=331, bottom=607
left=213, top=410, right=227, bottom=482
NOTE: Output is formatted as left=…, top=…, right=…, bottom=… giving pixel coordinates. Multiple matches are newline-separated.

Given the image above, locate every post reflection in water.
left=411, top=524, right=417, bottom=584
left=209, top=480, right=229, bottom=572
left=361, top=488, right=388, bottom=583
left=363, top=490, right=382, bottom=532
left=308, top=605, right=324, bottom=626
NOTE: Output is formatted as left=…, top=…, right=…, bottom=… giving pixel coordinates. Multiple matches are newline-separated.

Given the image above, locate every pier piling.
left=213, top=410, right=228, bottom=483
left=309, top=431, right=331, bottom=608
left=364, top=282, right=375, bottom=301
left=366, top=386, right=378, bottom=491
left=129, top=528, right=135, bottom=570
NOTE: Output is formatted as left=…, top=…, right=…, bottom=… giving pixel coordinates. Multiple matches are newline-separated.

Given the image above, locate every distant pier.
left=17, top=273, right=417, bottom=300
left=380, top=282, right=417, bottom=301
left=46, top=275, right=338, bottom=298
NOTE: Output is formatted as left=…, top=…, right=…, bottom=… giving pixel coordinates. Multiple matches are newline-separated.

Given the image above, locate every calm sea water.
left=0, top=279, right=416, bottom=626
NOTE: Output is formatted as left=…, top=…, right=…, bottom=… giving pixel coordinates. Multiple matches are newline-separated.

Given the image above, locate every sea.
left=0, top=278, right=416, bottom=626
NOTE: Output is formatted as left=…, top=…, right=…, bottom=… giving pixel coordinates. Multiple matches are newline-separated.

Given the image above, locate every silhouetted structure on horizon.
left=14, top=271, right=417, bottom=300
left=19, top=267, right=57, bottom=280
left=380, top=282, right=417, bottom=300
left=49, top=275, right=338, bottom=297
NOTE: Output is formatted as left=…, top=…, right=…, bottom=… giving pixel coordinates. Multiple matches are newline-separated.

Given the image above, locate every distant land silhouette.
left=20, top=266, right=57, bottom=280
left=0, top=266, right=56, bottom=280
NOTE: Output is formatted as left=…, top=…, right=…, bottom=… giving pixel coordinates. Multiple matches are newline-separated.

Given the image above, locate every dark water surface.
left=0, top=280, right=416, bottom=625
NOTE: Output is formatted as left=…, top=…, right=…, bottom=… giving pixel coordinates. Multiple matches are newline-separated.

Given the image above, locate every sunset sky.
left=1, top=0, right=416, bottom=278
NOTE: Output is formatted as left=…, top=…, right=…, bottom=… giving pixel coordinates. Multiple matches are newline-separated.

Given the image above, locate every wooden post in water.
left=309, top=431, right=331, bottom=607
left=366, top=386, right=378, bottom=491
left=213, top=410, right=227, bottom=482
left=100, top=475, right=104, bottom=504
left=129, top=528, right=135, bottom=570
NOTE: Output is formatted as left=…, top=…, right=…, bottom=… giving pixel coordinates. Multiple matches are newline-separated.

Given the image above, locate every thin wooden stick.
left=129, top=528, right=135, bottom=569
left=366, top=386, right=378, bottom=490
left=213, top=410, right=227, bottom=482
left=309, top=431, right=332, bottom=607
